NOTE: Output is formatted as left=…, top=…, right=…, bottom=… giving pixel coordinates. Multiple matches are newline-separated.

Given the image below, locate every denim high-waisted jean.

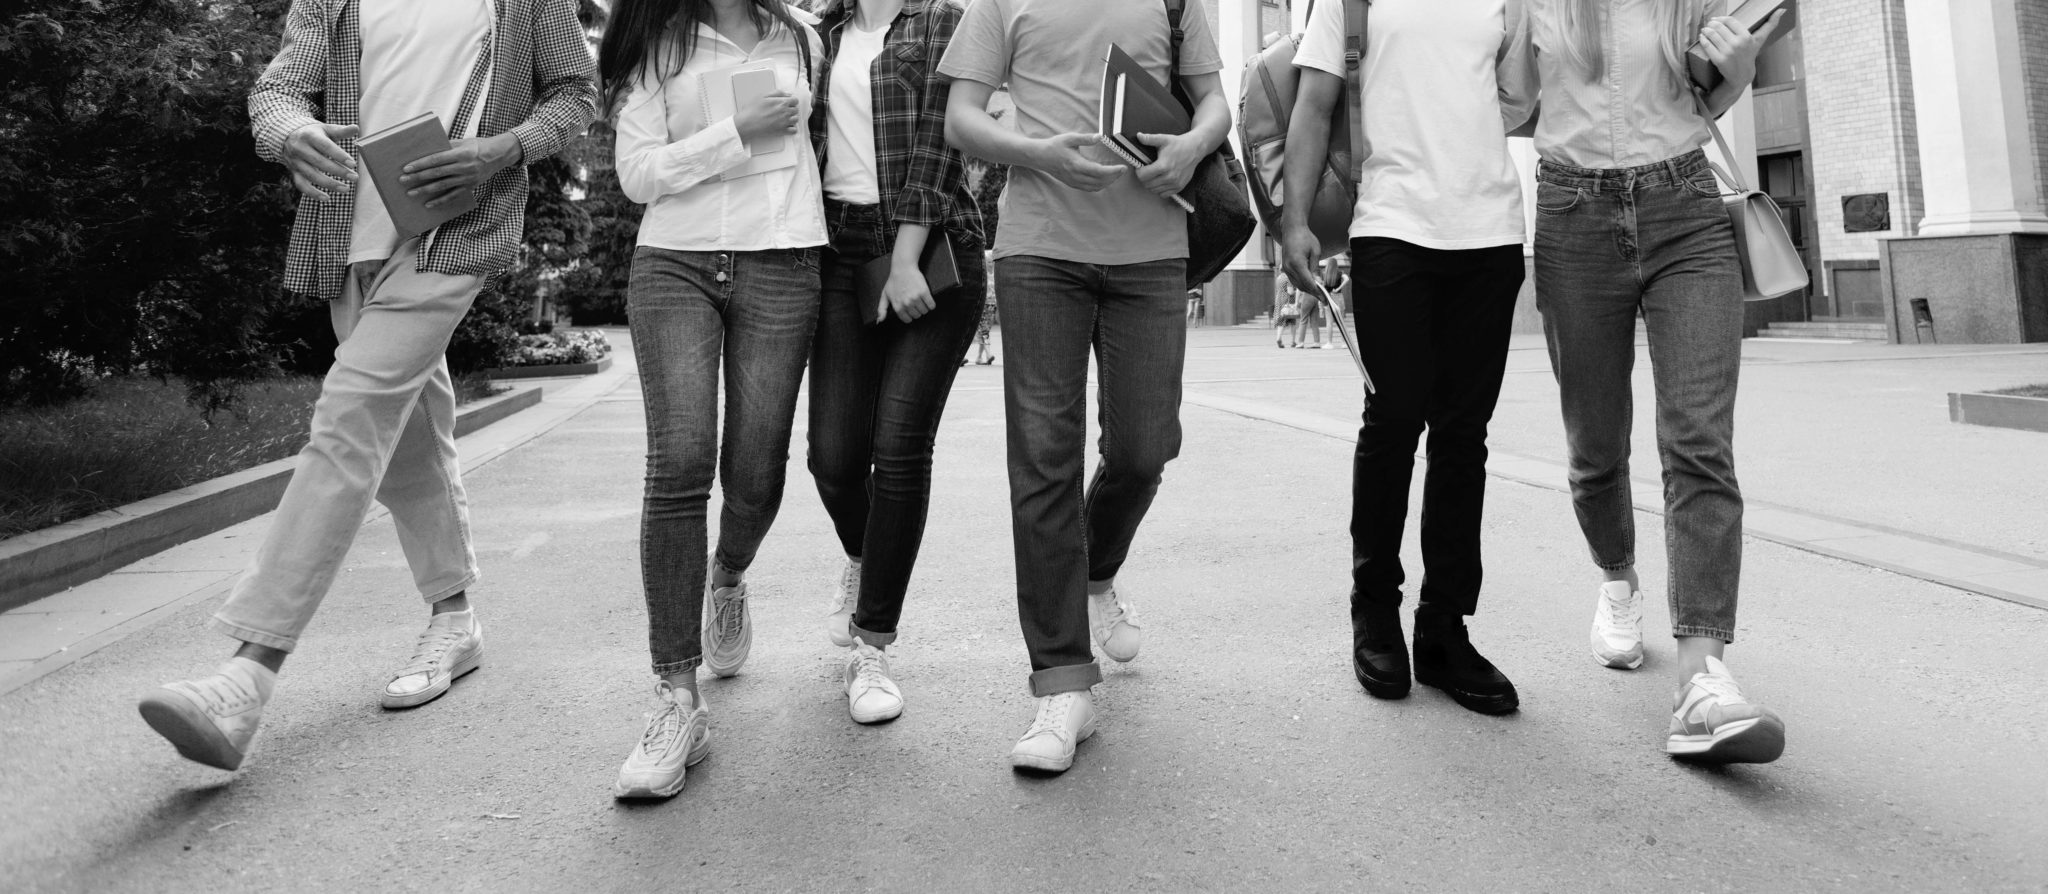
left=1533, top=148, right=1745, bottom=643
left=628, top=245, right=821, bottom=675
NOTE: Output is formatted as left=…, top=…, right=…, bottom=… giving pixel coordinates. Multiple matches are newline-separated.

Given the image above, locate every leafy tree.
left=556, top=119, right=635, bottom=325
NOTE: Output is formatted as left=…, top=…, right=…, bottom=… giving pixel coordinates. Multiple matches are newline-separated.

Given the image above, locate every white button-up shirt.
left=614, top=10, right=827, bottom=251
left=1522, top=0, right=1728, bottom=169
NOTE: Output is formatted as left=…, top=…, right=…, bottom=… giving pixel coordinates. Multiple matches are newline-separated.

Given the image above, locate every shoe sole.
left=613, top=731, right=713, bottom=800
left=850, top=700, right=903, bottom=725
left=1353, top=657, right=1411, bottom=700
left=1414, top=668, right=1519, bottom=715
left=1667, top=714, right=1786, bottom=764
left=1009, top=720, right=1096, bottom=774
left=379, top=648, right=482, bottom=710
left=138, top=690, right=246, bottom=771
left=1592, top=645, right=1645, bottom=670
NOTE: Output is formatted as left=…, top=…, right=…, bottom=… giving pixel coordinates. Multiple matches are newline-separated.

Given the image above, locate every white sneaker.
left=1009, top=690, right=1096, bottom=773
left=381, top=610, right=484, bottom=708
left=138, top=658, right=275, bottom=771
left=826, top=558, right=860, bottom=647
left=614, top=682, right=712, bottom=799
left=703, top=579, right=751, bottom=678
left=1088, top=585, right=1143, bottom=663
left=1667, top=656, right=1785, bottom=764
left=1590, top=581, right=1644, bottom=670
left=843, top=642, right=904, bottom=724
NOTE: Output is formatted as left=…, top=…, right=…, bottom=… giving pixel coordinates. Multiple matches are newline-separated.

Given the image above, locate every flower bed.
left=505, top=329, right=612, bottom=368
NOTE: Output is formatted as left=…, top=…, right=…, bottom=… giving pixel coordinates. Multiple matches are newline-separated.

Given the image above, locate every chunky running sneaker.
left=1009, top=690, right=1096, bottom=773
left=1413, top=616, right=1520, bottom=715
left=381, top=610, right=484, bottom=708
left=1590, top=582, right=1645, bottom=670
left=614, top=682, right=712, bottom=799
left=843, top=642, right=904, bottom=724
left=1667, top=656, right=1785, bottom=764
left=138, top=658, right=275, bottom=771
left=826, top=558, right=860, bottom=648
left=1088, top=585, right=1143, bottom=663
left=702, top=579, right=752, bottom=678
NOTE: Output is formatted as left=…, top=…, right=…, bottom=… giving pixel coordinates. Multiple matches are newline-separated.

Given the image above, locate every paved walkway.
left=2, top=329, right=2044, bottom=892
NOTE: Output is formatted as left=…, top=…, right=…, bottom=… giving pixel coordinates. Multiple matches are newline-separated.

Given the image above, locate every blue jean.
left=808, top=200, right=986, bottom=647
left=628, top=246, right=822, bottom=675
left=994, top=254, right=1187, bottom=696
left=1533, top=148, right=1744, bottom=642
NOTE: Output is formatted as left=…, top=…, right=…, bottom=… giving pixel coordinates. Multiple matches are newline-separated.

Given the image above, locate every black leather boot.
left=1412, top=613, right=1519, bottom=715
left=1351, top=609, right=1411, bottom=700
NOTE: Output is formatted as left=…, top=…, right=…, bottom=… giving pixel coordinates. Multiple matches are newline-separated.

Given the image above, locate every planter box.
left=1948, top=391, right=2048, bottom=433
left=0, top=386, right=544, bottom=612
left=484, top=355, right=613, bottom=380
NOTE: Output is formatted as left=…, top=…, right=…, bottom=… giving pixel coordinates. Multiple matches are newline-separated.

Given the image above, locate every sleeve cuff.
left=892, top=188, right=948, bottom=227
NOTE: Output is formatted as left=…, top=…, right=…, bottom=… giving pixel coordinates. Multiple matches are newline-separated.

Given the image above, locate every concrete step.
left=1756, top=321, right=1890, bottom=341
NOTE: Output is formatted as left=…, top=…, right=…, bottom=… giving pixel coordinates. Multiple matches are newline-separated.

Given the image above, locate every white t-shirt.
left=349, top=0, right=495, bottom=263
left=1294, top=0, right=1524, bottom=250
left=823, top=19, right=888, bottom=204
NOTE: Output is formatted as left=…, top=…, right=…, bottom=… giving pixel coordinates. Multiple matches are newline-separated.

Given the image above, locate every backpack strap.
left=1165, top=0, right=1185, bottom=95
left=1342, top=0, right=1368, bottom=179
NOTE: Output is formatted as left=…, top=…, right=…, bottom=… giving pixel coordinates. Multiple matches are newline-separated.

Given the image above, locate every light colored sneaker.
left=614, top=682, right=712, bottom=799
left=703, top=579, right=751, bottom=678
left=1088, top=585, right=1143, bottom=663
left=1590, top=581, right=1645, bottom=670
left=1009, top=689, right=1097, bottom=773
left=843, top=642, right=904, bottom=724
left=381, top=610, right=484, bottom=708
left=1667, top=656, right=1785, bottom=764
left=138, top=658, right=275, bottom=771
left=826, top=558, right=860, bottom=648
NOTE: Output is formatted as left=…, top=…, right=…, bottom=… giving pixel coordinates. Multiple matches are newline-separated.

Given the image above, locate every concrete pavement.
left=1, top=328, right=2044, bottom=892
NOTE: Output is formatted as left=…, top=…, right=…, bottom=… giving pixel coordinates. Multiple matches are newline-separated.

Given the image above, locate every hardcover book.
left=858, top=234, right=963, bottom=324
left=357, top=112, right=475, bottom=237
left=701, top=61, right=799, bottom=182
left=1687, top=0, right=1797, bottom=92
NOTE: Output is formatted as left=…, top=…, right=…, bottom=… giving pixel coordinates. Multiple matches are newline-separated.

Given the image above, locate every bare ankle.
left=233, top=642, right=287, bottom=674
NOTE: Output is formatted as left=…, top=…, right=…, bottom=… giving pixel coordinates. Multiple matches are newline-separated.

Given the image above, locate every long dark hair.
left=598, top=0, right=813, bottom=115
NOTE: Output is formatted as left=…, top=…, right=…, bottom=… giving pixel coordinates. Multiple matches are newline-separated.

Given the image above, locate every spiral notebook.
left=1095, top=43, right=1194, bottom=212
left=701, top=61, right=798, bottom=182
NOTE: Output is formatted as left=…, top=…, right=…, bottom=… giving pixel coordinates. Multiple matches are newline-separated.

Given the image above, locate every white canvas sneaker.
left=1590, top=581, right=1645, bottom=670
left=1009, top=689, right=1096, bottom=773
left=138, top=658, right=275, bottom=771
left=703, top=579, right=752, bottom=678
left=381, top=610, right=484, bottom=708
left=843, top=642, right=904, bottom=724
left=614, top=682, right=712, bottom=799
left=1088, top=585, right=1143, bottom=663
left=825, top=558, right=860, bottom=648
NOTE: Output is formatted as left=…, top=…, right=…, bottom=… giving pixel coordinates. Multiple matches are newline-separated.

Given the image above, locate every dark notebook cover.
left=357, top=112, right=475, bottom=237
left=857, top=233, right=963, bottom=324
left=1687, top=0, right=1797, bottom=91
left=1097, top=43, right=1190, bottom=166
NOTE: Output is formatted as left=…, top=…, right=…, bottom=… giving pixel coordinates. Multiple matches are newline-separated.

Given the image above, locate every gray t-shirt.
left=939, top=0, right=1222, bottom=265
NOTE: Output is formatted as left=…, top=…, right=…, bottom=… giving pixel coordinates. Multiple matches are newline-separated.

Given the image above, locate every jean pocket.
left=1535, top=183, right=1584, bottom=216
left=1682, top=170, right=1725, bottom=200
left=791, top=247, right=821, bottom=273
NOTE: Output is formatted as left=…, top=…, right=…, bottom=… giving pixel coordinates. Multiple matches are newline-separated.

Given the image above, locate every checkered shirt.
left=249, top=0, right=599, bottom=300
left=808, top=0, right=984, bottom=248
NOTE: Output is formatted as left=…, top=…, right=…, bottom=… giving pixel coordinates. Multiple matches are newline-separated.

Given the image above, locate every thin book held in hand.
left=701, top=61, right=798, bottom=182
left=357, top=112, right=476, bottom=237
left=1096, top=43, right=1194, bottom=213
left=858, top=233, right=963, bottom=325
left=1686, top=0, right=1796, bottom=91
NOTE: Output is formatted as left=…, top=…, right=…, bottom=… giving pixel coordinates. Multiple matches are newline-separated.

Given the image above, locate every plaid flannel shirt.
left=249, top=0, right=598, bottom=300
left=808, top=0, right=984, bottom=249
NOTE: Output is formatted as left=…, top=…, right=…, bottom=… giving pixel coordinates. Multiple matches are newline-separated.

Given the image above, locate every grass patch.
left=1987, top=383, right=2048, bottom=399
left=1, top=374, right=510, bottom=539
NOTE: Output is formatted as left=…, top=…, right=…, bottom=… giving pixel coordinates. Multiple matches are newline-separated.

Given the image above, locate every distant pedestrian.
left=1185, top=286, right=1203, bottom=324
left=1274, top=271, right=1299, bottom=348
left=1505, top=0, right=1789, bottom=763
left=137, top=0, right=597, bottom=773
left=600, top=0, right=824, bottom=799
left=967, top=154, right=1008, bottom=366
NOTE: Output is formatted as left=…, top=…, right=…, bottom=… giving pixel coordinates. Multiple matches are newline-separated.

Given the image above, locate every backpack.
left=1237, top=0, right=1369, bottom=262
left=1164, top=0, right=1258, bottom=288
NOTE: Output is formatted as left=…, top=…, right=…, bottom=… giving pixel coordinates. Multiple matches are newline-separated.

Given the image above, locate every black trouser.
left=1347, top=237, right=1525, bottom=635
left=808, top=200, right=985, bottom=646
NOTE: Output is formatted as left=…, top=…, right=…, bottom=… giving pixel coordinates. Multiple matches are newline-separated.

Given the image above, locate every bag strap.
left=1342, top=0, right=1368, bottom=176
left=1694, top=88, right=1751, bottom=194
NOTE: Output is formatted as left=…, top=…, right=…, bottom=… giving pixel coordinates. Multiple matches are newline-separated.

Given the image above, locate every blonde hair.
left=1548, top=0, right=1700, bottom=81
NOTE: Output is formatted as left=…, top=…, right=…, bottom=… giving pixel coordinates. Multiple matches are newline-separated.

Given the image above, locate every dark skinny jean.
left=808, top=200, right=986, bottom=648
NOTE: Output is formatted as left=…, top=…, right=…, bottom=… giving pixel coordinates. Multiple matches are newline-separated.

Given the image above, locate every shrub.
left=502, top=329, right=611, bottom=368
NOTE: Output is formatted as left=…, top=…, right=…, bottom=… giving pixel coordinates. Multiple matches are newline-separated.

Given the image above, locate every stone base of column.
left=1880, top=233, right=2048, bottom=344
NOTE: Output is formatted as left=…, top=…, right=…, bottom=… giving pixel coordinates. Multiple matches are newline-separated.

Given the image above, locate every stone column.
left=1904, top=0, right=2048, bottom=235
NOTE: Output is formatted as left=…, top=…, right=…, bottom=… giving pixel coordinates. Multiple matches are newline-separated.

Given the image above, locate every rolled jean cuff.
left=1028, top=661, right=1102, bottom=697
left=208, top=616, right=299, bottom=654
left=850, top=622, right=897, bottom=648
left=1672, top=624, right=1733, bottom=645
left=1594, top=557, right=1635, bottom=573
left=418, top=572, right=479, bottom=605
left=651, top=656, right=703, bottom=677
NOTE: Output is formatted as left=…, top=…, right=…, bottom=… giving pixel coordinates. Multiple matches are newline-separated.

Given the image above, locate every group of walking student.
left=136, top=0, right=1790, bottom=798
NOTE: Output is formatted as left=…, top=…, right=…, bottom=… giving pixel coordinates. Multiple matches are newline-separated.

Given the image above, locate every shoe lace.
left=397, top=624, right=467, bottom=678
left=1690, top=669, right=1746, bottom=706
left=640, top=697, right=684, bottom=755
left=850, top=647, right=891, bottom=689
left=184, top=674, right=256, bottom=713
left=833, top=563, right=860, bottom=611
left=1601, top=588, right=1642, bottom=628
left=1095, top=589, right=1137, bottom=628
left=1024, top=692, right=1076, bottom=739
left=712, top=590, right=746, bottom=640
